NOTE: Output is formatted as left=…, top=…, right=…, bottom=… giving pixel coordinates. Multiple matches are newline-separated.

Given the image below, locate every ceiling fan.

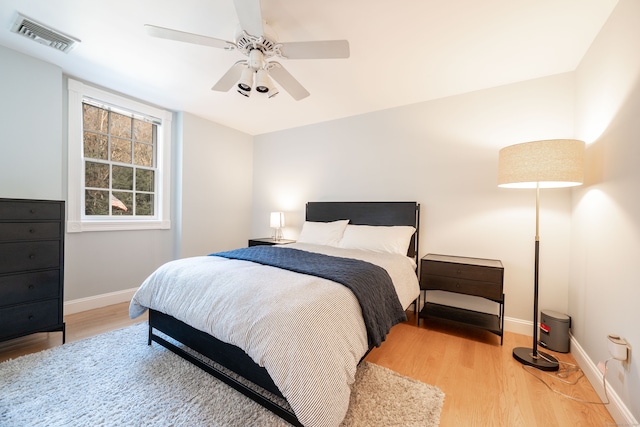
left=145, top=0, right=350, bottom=100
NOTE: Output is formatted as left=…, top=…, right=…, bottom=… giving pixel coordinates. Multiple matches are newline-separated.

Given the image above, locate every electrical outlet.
left=608, top=334, right=629, bottom=361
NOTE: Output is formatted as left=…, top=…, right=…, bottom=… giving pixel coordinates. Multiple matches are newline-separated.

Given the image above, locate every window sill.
left=67, top=220, right=171, bottom=233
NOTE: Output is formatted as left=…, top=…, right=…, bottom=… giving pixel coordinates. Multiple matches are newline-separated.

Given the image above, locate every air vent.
left=10, top=13, right=80, bottom=53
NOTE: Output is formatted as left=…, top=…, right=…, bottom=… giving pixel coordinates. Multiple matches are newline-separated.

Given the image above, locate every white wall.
left=253, top=73, right=576, bottom=325
left=180, top=112, right=253, bottom=257
left=572, top=0, right=640, bottom=420
left=0, top=46, right=63, bottom=200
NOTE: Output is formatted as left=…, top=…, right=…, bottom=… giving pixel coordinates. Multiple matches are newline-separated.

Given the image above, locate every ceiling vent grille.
left=10, top=13, right=80, bottom=53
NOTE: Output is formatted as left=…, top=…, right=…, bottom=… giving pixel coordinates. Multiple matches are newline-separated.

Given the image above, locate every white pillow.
left=297, top=219, right=350, bottom=247
left=338, top=224, right=416, bottom=255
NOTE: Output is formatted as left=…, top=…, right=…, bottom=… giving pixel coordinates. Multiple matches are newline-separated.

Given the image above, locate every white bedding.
left=129, top=243, right=419, bottom=427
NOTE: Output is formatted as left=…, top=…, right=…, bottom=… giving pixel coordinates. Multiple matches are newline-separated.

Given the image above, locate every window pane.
left=83, top=104, right=108, bottom=133
left=136, top=169, right=154, bottom=192
left=111, top=137, right=132, bottom=163
left=110, top=112, right=132, bottom=138
left=85, top=161, right=109, bottom=188
left=136, top=193, right=154, bottom=216
left=113, top=165, right=133, bottom=190
left=112, top=192, right=132, bottom=216
left=85, top=189, right=109, bottom=215
left=134, top=142, right=153, bottom=167
left=83, top=132, right=108, bottom=160
left=134, top=120, right=153, bottom=143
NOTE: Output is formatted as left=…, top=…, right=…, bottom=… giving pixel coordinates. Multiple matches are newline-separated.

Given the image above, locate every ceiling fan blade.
left=278, top=40, right=350, bottom=59
left=267, top=62, right=310, bottom=101
left=211, top=61, right=247, bottom=92
left=233, top=0, right=264, bottom=37
left=145, top=24, right=234, bottom=50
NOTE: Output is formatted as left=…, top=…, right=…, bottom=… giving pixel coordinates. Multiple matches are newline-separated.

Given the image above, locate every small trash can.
left=539, top=310, right=571, bottom=353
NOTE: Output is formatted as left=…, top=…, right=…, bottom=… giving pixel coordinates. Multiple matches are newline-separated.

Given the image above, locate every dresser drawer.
left=0, top=222, right=61, bottom=242
left=0, top=241, right=61, bottom=274
left=0, top=299, right=61, bottom=338
left=0, top=200, right=62, bottom=221
left=422, top=274, right=503, bottom=301
left=423, top=260, right=503, bottom=284
left=0, top=271, right=61, bottom=306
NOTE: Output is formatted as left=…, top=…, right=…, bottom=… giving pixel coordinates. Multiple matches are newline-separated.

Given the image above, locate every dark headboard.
left=305, top=201, right=420, bottom=260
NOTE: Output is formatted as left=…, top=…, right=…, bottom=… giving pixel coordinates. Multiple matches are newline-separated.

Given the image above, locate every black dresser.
left=0, top=198, right=65, bottom=343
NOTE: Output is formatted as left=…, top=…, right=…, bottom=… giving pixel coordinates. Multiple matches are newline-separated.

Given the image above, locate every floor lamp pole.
left=512, top=183, right=560, bottom=371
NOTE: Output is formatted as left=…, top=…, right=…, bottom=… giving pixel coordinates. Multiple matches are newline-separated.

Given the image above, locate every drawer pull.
left=456, top=269, right=462, bottom=275
left=30, top=209, right=36, bottom=214
left=28, top=315, right=34, bottom=320
left=29, top=228, right=35, bottom=234
left=29, top=254, right=36, bottom=260
left=28, top=284, right=35, bottom=290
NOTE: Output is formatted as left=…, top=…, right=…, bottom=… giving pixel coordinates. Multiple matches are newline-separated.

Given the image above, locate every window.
left=67, top=79, right=172, bottom=232
left=82, top=100, right=157, bottom=217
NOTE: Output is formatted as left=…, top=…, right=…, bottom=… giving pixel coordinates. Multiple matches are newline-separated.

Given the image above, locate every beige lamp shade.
left=498, top=139, right=585, bottom=188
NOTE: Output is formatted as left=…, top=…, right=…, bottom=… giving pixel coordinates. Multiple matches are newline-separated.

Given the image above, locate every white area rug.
left=0, top=323, right=444, bottom=426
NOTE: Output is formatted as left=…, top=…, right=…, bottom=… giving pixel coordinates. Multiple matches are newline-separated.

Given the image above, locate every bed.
left=129, top=201, right=420, bottom=427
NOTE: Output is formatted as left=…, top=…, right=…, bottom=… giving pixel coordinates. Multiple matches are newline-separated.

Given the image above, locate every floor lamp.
left=498, top=139, right=585, bottom=371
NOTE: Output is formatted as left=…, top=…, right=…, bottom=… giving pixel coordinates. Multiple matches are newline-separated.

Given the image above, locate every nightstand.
left=418, top=253, right=504, bottom=344
left=248, top=238, right=296, bottom=247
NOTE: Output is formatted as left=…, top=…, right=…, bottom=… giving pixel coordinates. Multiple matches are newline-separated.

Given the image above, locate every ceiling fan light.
left=255, top=69, right=273, bottom=93
left=237, top=67, right=254, bottom=92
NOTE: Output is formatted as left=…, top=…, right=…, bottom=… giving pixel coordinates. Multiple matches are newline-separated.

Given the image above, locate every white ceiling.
left=0, top=0, right=618, bottom=135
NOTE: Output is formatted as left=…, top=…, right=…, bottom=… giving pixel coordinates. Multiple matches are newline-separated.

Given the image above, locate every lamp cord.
left=523, top=356, right=611, bottom=405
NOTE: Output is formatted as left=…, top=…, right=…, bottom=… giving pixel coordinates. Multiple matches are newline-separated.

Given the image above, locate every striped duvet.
left=129, top=242, right=420, bottom=427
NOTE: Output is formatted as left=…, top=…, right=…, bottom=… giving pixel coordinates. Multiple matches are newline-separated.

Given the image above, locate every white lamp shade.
left=255, top=69, right=273, bottom=94
left=498, top=139, right=585, bottom=188
left=237, top=67, right=254, bottom=92
left=270, top=212, right=284, bottom=228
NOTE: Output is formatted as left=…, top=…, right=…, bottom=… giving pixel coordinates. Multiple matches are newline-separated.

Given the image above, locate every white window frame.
left=67, top=78, right=172, bottom=232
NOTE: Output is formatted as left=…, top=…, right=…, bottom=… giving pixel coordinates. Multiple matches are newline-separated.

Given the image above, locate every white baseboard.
left=570, top=335, right=638, bottom=426
left=64, top=287, right=138, bottom=315
left=504, top=316, right=534, bottom=336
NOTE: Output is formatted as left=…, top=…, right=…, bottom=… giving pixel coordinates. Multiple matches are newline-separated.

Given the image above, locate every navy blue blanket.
left=210, top=246, right=407, bottom=348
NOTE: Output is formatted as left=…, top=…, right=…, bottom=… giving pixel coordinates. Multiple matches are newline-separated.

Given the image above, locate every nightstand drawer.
left=0, top=222, right=61, bottom=242
left=0, top=271, right=61, bottom=306
left=0, top=200, right=62, bottom=220
left=422, top=274, right=502, bottom=301
left=0, top=299, right=60, bottom=337
left=423, top=260, right=502, bottom=284
left=0, top=241, right=61, bottom=274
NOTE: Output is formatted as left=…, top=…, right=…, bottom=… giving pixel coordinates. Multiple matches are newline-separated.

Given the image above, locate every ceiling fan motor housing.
left=234, top=23, right=278, bottom=57
left=248, top=49, right=265, bottom=70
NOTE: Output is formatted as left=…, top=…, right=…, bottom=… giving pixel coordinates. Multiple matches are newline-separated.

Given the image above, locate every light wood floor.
left=0, top=303, right=614, bottom=427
